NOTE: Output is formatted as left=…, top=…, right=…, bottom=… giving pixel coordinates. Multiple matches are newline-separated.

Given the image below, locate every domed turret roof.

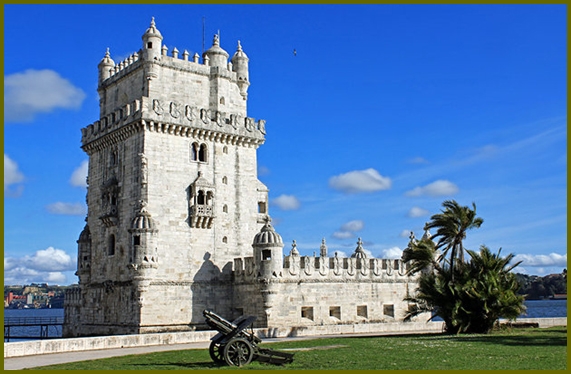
left=143, top=17, right=163, bottom=40
left=231, top=40, right=248, bottom=61
left=130, top=202, right=156, bottom=231
left=204, top=34, right=229, bottom=58
left=253, top=217, right=283, bottom=246
left=78, top=224, right=91, bottom=243
left=98, top=48, right=115, bottom=67
left=351, top=238, right=368, bottom=259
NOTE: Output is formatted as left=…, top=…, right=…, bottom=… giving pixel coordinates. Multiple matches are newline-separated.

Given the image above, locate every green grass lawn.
left=31, top=326, right=567, bottom=370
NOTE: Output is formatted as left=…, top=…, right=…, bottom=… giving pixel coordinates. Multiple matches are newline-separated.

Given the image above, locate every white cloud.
left=332, top=250, right=348, bottom=258
left=332, top=231, right=354, bottom=239
left=4, top=247, right=76, bottom=285
left=46, top=202, right=86, bottom=215
left=4, top=154, right=24, bottom=195
left=408, top=206, right=429, bottom=218
left=513, top=253, right=567, bottom=268
left=406, top=180, right=459, bottom=197
left=341, top=220, right=364, bottom=232
left=271, top=194, right=300, bottom=210
left=70, top=160, right=88, bottom=187
left=329, top=168, right=392, bottom=194
left=333, top=220, right=364, bottom=239
left=4, top=69, right=86, bottom=123
left=381, top=246, right=403, bottom=259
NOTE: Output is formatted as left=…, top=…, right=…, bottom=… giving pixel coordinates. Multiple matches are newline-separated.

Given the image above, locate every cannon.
left=203, top=309, right=294, bottom=366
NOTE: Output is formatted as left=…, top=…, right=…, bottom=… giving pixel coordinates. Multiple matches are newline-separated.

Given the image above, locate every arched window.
left=220, top=97, right=225, bottom=105
left=223, top=146, right=228, bottom=154
left=108, top=234, right=116, bottom=256
left=222, top=176, right=228, bottom=184
left=190, top=142, right=198, bottom=161
left=222, top=236, right=228, bottom=243
left=197, top=190, right=205, bottom=205
left=198, top=144, right=207, bottom=162
left=223, top=204, right=228, bottom=213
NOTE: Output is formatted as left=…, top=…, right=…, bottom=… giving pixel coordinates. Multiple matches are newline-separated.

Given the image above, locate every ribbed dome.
left=131, top=204, right=156, bottom=231
left=231, top=41, right=248, bottom=61
left=98, top=48, right=115, bottom=68
left=78, top=224, right=91, bottom=243
left=143, top=17, right=163, bottom=39
left=204, top=34, right=229, bottom=58
left=253, top=218, right=283, bottom=246
left=351, top=238, right=368, bottom=259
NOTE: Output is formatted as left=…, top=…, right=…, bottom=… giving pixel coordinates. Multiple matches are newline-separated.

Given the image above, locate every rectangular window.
left=262, top=249, right=271, bottom=261
left=133, top=235, right=141, bottom=246
left=329, top=306, right=341, bottom=319
left=383, top=304, right=395, bottom=318
left=301, top=306, right=314, bottom=321
left=357, top=305, right=368, bottom=318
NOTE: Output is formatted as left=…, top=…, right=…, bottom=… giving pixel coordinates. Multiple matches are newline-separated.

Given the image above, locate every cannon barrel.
left=203, top=309, right=237, bottom=334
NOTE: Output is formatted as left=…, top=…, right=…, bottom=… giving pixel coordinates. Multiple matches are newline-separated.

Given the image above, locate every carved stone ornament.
left=245, top=117, right=254, bottom=132
left=152, top=99, right=164, bottom=115
left=185, top=105, right=196, bottom=122
left=169, top=102, right=181, bottom=118
left=200, top=109, right=210, bottom=124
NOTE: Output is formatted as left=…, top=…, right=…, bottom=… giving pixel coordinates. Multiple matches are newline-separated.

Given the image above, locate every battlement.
left=234, top=254, right=413, bottom=283
left=80, top=97, right=266, bottom=151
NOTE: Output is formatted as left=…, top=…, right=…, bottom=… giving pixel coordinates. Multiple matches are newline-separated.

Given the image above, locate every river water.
left=3, top=299, right=567, bottom=341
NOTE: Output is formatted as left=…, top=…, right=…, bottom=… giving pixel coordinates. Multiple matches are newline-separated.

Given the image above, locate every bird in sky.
left=293, top=48, right=297, bottom=56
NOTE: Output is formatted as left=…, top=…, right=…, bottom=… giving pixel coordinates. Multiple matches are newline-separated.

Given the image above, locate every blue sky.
left=3, top=4, right=567, bottom=285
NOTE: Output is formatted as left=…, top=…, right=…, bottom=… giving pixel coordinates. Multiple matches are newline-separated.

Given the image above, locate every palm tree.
left=424, top=200, right=483, bottom=281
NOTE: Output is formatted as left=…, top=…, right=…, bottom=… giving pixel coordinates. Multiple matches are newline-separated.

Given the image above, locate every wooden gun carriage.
left=203, top=309, right=294, bottom=366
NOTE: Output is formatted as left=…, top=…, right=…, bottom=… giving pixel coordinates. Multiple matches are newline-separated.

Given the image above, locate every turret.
left=141, top=17, right=163, bottom=61
left=76, top=223, right=92, bottom=284
left=203, top=34, right=229, bottom=68
left=98, top=48, right=115, bottom=83
left=252, top=217, right=283, bottom=279
left=231, top=41, right=250, bottom=99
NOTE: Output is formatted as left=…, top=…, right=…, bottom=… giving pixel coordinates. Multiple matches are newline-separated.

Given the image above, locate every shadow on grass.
left=450, top=328, right=568, bottom=347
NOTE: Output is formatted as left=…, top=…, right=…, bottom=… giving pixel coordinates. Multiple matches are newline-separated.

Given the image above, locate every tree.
left=424, top=200, right=483, bottom=282
left=402, top=200, right=525, bottom=334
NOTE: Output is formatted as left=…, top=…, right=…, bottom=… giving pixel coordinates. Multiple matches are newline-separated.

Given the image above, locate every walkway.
left=3, top=329, right=440, bottom=370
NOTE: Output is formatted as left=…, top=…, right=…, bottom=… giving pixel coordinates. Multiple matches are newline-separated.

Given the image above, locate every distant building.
left=64, top=19, right=424, bottom=337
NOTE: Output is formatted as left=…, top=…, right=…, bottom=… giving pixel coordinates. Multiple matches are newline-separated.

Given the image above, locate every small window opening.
left=301, top=306, right=314, bottom=321
left=133, top=235, right=141, bottom=246
left=108, top=234, right=116, bottom=256
left=220, top=97, right=225, bottom=105
left=197, top=190, right=205, bottom=205
left=357, top=305, right=368, bottom=318
left=147, top=42, right=153, bottom=49
left=223, top=146, right=228, bottom=154
left=222, top=176, right=228, bottom=184
left=383, top=304, right=395, bottom=318
left=223, top=204, right=228, bottom=213
left=329, top=306, right=341, bottom=319
left=258, top=202, right=267, bottom=214
left=222, top=236, right=228, bottom=244
left=262, top=249, right=272, bottom=261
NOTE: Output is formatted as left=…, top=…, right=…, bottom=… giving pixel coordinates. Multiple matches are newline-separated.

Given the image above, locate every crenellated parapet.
left=234, top=254, right=413, bottom=284
left=81, top=97, right=266, bottom=153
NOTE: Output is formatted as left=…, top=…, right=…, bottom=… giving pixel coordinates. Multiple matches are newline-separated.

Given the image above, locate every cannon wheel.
left=208, top=341, right=226, bottom=365
left=223, top=338, right=254, bottom=367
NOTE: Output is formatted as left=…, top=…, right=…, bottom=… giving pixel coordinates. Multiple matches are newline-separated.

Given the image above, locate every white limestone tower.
left=64, top=18, right=269, bottom=337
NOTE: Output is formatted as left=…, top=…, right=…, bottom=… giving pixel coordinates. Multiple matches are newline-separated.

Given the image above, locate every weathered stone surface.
left=64, top=19, right=425, bottom=338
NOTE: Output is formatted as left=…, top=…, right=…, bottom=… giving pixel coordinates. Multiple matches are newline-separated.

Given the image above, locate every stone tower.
left=64, top=19, right=269, bottom=337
